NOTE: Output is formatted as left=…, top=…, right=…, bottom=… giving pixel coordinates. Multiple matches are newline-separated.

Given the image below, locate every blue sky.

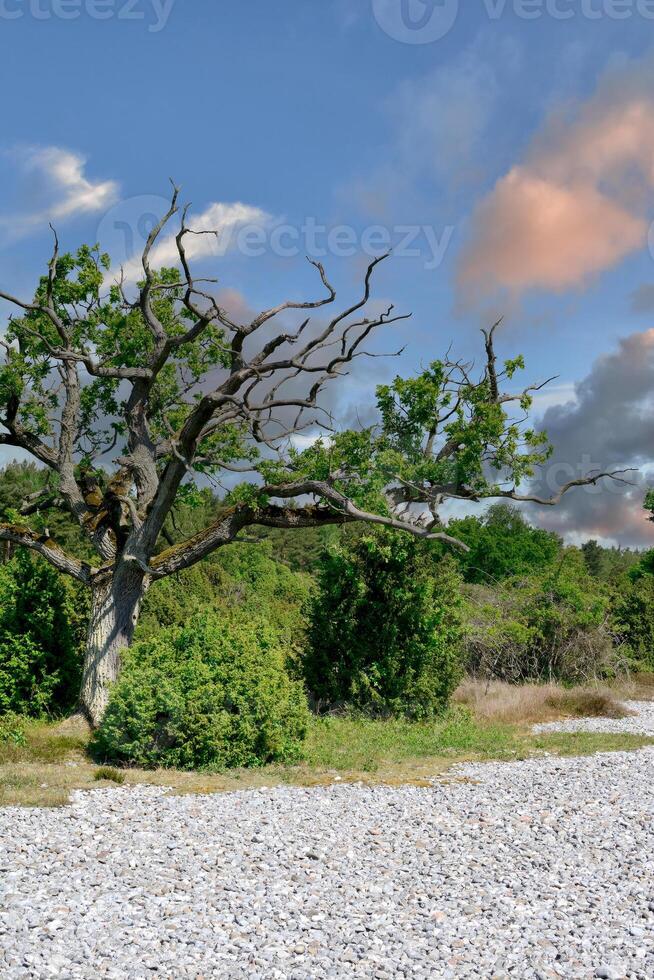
left=2, top=0, right=654, bottom=544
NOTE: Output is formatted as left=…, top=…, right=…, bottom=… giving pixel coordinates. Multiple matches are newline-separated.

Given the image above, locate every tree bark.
left=79, top=565, right=147, bottom=727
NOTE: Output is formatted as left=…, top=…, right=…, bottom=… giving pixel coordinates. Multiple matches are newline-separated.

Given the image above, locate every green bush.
left=0, top=551, right=87, bottom=716
left=0, top=712, right=26, bottom=747
left=463, top=551, right=619, bottom=683
left=93, top=612, right=310, bottom=770
left=611, top=572, right=654, bottom=671
left=304, top=529, right=463, bottom=719
left=139, top=539, right=312, bottom=663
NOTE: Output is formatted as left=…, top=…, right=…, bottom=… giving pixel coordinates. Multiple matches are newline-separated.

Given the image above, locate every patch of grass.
left=545, top=690, right=630, bottom=719
left=612, top=672, right=654, bottom=701
left=454, top=679, right=564, bottom=724
left=2, top=677, right=654, bottom=807
left=455, top=678, right=636, bottom=724
left=303, top=709, right=514, bottom=773
left=0, top=716, right=89, bottom=765
left=94, top=766, right=125, bottom=784
left=531, top=731, right=654, bottom=757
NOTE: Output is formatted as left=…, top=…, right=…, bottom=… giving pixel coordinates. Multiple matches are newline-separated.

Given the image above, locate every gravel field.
left=533, top=701, right=654, bottom=737
left=2, top=720, right=654, bottom=978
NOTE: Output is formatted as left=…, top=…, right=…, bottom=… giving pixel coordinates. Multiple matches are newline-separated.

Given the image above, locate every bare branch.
left=482, top=318, right=502, bottom=401
left=261, top=480, right=469, bottom=549
left=246, top=259, right=336, bottom=335
left=19, top=489, right=66, bottom=516
left=139, top=181, right=180, bottom=344
left=491, top=469, right=638, bottom=506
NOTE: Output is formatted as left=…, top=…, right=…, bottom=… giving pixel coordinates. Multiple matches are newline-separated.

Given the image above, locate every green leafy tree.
left=447, top=503, right=560, bottom=583
left=0, top=189, right=624, bottom=724
left=305, top=529, right=463, bottom=718
left=611, top=574, right=654, bottom=671
left=609, top=496, right=654, bottom=667
left=0, top=461, right=93, bottom=561
left=138, top=538, right=312, bottom=662
left=581, top=539, right=604, bottom=578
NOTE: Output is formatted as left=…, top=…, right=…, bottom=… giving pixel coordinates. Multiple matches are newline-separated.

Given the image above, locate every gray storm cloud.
left=526, top=329, right=654, bottom=548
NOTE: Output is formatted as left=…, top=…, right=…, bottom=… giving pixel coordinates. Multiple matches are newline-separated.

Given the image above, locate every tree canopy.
left=447, top=504, right=561, bottom=584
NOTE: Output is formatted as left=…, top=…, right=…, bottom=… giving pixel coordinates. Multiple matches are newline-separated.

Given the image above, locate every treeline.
left=0, top=462, right=652, bottom=770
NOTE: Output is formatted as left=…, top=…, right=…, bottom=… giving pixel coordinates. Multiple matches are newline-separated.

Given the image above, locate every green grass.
left=304, top=710, right=514, bottom=772
left=93, top=766, right=125, bottom=784
left=303, top=710, right=654, bottom=773
left=1, top=707, right=653, bottom=806
left=0, top=720, right=88, bottom=765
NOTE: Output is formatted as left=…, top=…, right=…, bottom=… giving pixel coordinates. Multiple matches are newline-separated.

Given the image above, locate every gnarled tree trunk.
left=79, top=565, right=148, bottom=727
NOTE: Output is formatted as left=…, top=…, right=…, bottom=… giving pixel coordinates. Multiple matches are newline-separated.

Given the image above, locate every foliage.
left=611, top=573, right=654, bottom=671
left=610, top=503, right=654, bottom=668
left=447, top=504, right=560, bottom=584
left=283, top=346, right=555, bottom=523
left=579, top=538, right=640, bottom=582
left=93, top=612, right=310, bottom=770
left=305, top=529, right=463, bottom=718
left=581, top=539, right=604, bottom=578
left=0, top=552, right=87, bottom=716
left=463, top=552, right=619, bottom=684
left=0, top=462, right=94, bottom=560
left=248, top=524, right=342, bottom=573
left=139, top=538, right=312, bottom=663
left=94, top=766, right=125, bottom=784
left=0, top=712, right=27, bottom=747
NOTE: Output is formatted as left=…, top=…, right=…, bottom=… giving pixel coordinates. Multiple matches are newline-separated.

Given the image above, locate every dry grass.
left=546, top=690, right=632, bottom=719
left=3, top=729, right=653, bottom=808
left=453, top=678, right=632, bottom=724
left=611, top=672, right=654, bottom=701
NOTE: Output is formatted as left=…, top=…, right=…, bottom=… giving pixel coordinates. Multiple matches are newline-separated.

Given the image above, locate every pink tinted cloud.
left=459, top=168, right=646, bottom=295
left=457, top=78, right=654, bottom=306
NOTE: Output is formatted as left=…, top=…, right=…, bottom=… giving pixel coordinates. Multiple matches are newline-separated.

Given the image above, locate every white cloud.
left=0, top=146, right=119, bottom=238
left=113, top=200, right=272, bottom=285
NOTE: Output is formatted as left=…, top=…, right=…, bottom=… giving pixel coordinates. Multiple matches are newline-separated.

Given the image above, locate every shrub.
left=0, top=551, right=87, bottom=717
left=304, top=529, right=463, bottom=718
left=611, top=572, right=654, bottom=671
left=139, top=539, right=312, bottom=663
left=94, top=766, right=125, bottom=784
left=0, top=712, right=26, bottom=746
left=545, top=690, right=629, bottom=719
left=463, top=552, right=620, bottom=684
left=93, top=612, right=310, bottom=770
